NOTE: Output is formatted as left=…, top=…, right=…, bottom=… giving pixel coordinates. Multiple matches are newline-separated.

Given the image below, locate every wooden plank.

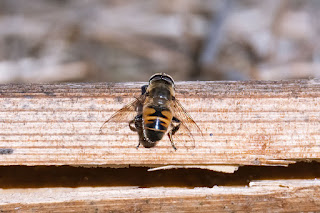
left=0, top=79, right=320, bottom=167
left=0, top=179, right=320, bottom=212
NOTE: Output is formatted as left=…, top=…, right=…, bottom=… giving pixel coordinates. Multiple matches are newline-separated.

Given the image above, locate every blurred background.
left=0, top=0, right=319, bottom=83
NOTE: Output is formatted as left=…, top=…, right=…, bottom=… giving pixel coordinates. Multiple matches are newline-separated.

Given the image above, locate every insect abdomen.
left=143, top=106, right=172, bottom=142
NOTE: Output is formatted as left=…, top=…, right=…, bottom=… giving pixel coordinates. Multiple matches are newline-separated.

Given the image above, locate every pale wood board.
left=0, top=79, right=320, bottom=167
left=0, top=179, right=319, bottom=212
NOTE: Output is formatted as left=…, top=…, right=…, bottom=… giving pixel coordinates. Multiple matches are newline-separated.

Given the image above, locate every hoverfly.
left=100, top=73, right=202, bottom=150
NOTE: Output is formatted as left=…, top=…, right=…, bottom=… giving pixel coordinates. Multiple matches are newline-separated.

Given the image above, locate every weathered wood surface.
left=0, top=179, right=319, bottom=212
left=0, top=79, right=320, bottom=167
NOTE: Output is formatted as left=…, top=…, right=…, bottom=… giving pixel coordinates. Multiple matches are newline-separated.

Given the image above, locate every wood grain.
left=1, top=180, right=320, bottom=212
left=1, top=79, right=320, bottom=167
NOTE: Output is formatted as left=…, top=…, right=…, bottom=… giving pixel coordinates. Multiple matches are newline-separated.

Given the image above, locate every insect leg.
left=171, top=117, right=181, bottom=136
left=168, top=131, right=177, bottom=150
left=129, top=114, right=142, bottom=131
left=129, top=120, right=137, bottom=132
left=167, top=117, right=181, bottom=150
left=136, top=142, right=141, bottom=149
left=129, top=114, right=143, bottom=148
left=129, top=118, right=142, bottom=148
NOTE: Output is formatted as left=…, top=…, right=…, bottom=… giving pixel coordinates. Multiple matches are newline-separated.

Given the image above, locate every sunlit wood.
left=1, top=180, right=320, bottom=212
left=1, top=79, right=320, bottom=168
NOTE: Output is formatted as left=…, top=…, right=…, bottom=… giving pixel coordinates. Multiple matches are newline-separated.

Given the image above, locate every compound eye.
left=162, top=76, right=174, bottom=84
left=149, top=75, right=162, bottom=83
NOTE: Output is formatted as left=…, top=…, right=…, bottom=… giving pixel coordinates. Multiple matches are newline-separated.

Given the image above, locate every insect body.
left=100, top=73, right=202, bottom=150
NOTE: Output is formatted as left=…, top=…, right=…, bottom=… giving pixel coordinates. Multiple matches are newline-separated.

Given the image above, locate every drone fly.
left=100, top=73, right=202, bottom=150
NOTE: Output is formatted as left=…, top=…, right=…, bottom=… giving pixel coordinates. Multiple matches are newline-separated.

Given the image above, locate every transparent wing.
left=99, top=95, right=145, bottom=133
left=171, top=99, right=204, bottom=145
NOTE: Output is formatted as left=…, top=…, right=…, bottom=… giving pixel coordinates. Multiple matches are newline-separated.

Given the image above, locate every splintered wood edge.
left=77, top=164, right=240, bottom=173
left=1, top=79, right=320, bottom=168
left=0, top=179, right=319, bottom=212
left=147, top=164, right=240, bottom=173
